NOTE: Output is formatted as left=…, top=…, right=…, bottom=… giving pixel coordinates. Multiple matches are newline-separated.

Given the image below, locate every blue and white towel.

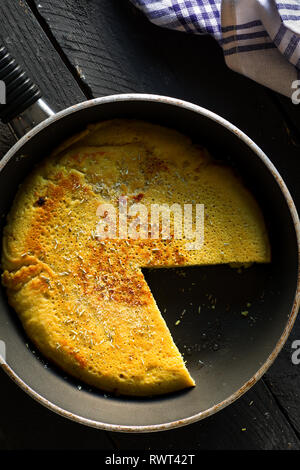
left=130, top=0, right=300, bottom=99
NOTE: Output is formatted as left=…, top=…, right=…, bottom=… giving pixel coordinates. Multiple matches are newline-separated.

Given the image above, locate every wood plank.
left=271, top=92, right=300, bottom=140
left=0, top=123, right=15, bottom=161
left=1, top=365, right=297, bottom=450
left=0, top=0, right=86, bottom=119
left=30, top=0, right=179, bottom=97
left=0, top=368, right=114, bottom=450
left=0, top=0, right=87, bottom=160
left=265, top=331, right=300, bottom=437
left=108, top=380, right=300, bottom=450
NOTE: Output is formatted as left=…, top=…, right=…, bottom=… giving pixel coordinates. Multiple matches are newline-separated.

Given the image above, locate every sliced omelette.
left=1, top=119, right=270, bottom=396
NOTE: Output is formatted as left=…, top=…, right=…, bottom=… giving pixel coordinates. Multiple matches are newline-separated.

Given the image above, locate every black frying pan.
left=0, top=46, right=299, bottom=432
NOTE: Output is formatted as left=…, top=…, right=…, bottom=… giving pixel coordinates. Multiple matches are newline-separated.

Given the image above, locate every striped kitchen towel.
left=130, top=0, right=300, bottom=99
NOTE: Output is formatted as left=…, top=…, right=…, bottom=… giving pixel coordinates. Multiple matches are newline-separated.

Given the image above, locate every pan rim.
left=0, top=93, right=299, bottom=433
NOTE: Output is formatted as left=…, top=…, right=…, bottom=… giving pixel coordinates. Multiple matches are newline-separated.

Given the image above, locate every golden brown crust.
left=1, top=119, right=270, bottom=396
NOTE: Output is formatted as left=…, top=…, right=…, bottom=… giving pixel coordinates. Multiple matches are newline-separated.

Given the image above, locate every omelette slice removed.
left=1, top=119, right=270, bottom=396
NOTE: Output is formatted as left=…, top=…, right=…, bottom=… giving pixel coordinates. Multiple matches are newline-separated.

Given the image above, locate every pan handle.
left=0, top=45, right=55, bottom=139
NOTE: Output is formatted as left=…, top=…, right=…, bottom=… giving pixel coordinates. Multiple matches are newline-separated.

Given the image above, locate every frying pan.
left=0, top=45, right=299, bottom=433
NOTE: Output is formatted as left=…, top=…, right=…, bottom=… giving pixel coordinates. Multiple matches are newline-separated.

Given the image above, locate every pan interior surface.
left=0, top=97, right=298, bottom=430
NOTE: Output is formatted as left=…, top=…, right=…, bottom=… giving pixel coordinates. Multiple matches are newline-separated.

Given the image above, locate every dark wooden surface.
left=0, top=0, right=299, bottom=451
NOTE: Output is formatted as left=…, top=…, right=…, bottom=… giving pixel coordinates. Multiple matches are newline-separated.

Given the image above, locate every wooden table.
left=0, top=0, right=299, bottom=451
